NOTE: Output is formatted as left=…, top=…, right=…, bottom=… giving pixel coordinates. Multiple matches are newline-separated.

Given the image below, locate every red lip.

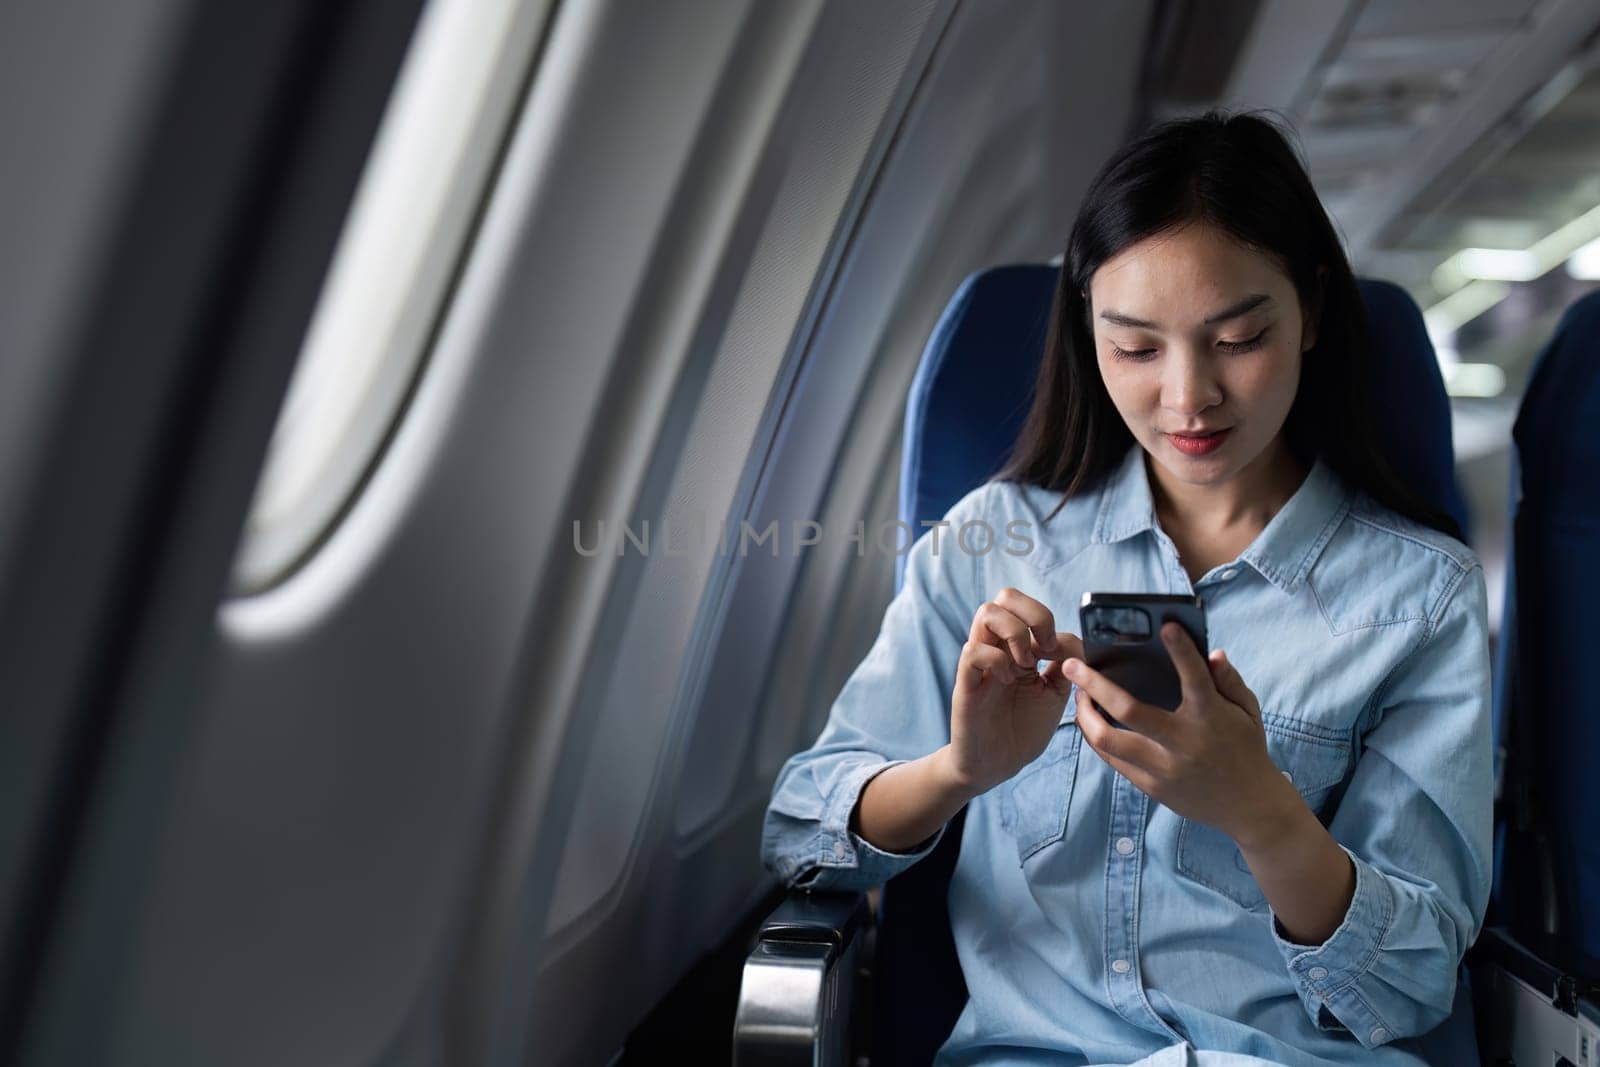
left=1167, top=427, right=1231, bottom=456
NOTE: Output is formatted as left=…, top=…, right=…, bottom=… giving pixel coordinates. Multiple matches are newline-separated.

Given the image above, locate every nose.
left=1162, top=345, right=1222, bottom=416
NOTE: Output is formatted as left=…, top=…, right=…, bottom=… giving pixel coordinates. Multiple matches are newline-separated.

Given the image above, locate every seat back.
left=894, top=265, right=1060, bottom=592
left=882, top=265, right=1473, bottom=1064
left=1493, top=290, right=1600, bottom=964
left=1356, top=278, right=1473, bottom=542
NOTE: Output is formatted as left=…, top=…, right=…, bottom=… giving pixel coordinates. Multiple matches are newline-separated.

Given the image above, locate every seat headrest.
left=1513, top=287, right=1600, bottom=501
left=896, top=268, right=1471, bottom=592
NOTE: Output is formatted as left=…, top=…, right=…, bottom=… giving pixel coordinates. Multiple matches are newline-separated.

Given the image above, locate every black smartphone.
left=1078, top=592, right=1207, bottom=721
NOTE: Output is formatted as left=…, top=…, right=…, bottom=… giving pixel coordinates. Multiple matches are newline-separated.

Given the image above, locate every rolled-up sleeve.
left=760, top=482, right=993, bottom=893
left=1269, top=560, right=1492, bottom=1049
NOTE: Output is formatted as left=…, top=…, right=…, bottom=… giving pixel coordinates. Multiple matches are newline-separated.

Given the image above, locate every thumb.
left=1208, top=649, right=1257, bottom=718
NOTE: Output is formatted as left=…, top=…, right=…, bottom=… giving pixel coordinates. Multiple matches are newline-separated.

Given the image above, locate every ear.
left=1300, top=266, right=1328, bottom=353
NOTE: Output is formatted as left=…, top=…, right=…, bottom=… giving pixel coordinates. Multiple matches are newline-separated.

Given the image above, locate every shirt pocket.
left=999, top=720, right=1084, bottom=864
left=1175, top=715, right=1351, bottom=910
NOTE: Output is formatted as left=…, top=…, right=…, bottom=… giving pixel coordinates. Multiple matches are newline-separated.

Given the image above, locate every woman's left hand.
left=1063, top=622, right=1299, bottom=847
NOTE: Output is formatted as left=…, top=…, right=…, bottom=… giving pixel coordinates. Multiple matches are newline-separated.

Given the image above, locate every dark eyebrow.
left=1098, top=294, right=1275, bottom=330
left=1098, top=310, right=1161, bottom=329
left=1204, top=294, right=1274, bottom=325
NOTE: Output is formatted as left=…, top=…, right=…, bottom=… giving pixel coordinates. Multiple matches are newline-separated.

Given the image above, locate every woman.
left=760, top=111, right=1491, bottom=1066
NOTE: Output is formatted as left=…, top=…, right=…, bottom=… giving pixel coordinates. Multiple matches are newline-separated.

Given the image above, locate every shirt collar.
left=1090, top=443, right=1350, bottom=594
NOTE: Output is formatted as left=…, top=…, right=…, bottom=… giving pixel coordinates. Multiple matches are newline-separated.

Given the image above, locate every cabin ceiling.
left=1141, top=0, right=1600, bottom=397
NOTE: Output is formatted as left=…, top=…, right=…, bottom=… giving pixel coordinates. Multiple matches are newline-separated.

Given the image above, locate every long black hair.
left=996, top=109, right=1463, bottom=543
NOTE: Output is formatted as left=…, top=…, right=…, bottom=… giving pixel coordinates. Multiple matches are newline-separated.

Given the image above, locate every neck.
left=1147, top=436, right=1309, bottom=539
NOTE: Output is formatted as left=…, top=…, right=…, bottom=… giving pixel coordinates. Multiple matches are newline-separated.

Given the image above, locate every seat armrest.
left=758, top=888, right=871, bottom=946
left=733, top=889, right=873, bottom=1066
left=1471, top=926, right=1600, bottom=1006
left=1469, top=925, right=1600, bottom=1064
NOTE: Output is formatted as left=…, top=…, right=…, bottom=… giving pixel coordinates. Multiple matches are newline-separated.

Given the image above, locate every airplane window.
left=228, top=0, right=554, bottom=593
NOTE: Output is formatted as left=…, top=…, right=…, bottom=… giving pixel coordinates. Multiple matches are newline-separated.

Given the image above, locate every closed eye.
left=1219, top=327, right=1269, bottom=354
left=1110, top=344, right=1156, bottom=362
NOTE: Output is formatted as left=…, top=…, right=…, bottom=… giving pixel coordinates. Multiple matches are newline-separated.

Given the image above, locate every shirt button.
left=1308, top=966, right=1328, bottom=980
left=833, top=842, right=847, bottom=860
left=1281, top=770, right=1293, bottom=783
left=1370, top=1027, right=1390, bottom=1044
left=1111, top=958, right=1131, bottom=974
left=1115, top=837, right=1135, bottom=855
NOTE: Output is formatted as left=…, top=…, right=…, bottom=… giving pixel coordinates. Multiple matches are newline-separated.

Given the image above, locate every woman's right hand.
left=946, top=587, right=1083, bottom=795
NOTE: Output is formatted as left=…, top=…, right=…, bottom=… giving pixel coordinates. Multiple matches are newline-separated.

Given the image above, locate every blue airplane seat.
left=894, top=265, right=1059, bottom=593
left=881, top=264, right=1476, bottom=1064
left=1493, top=289, right=1600, bottom=963
left=878, top=265, right=1056, bottom=1066
left=1355, top=278, right=1473, bottom=543
left=895, top=273, right=1471, bottom=586
left=1488, top=453, right=1522, bottom=931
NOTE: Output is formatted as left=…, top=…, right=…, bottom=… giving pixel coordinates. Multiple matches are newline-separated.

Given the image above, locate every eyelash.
left=1111, top=327, right=1269, bottom=362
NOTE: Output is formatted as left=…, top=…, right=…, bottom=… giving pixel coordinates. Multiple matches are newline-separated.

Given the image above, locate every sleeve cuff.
left=1268, top=844, right=1402, bottom=1048
left=791, top=759, right=946, bottom=888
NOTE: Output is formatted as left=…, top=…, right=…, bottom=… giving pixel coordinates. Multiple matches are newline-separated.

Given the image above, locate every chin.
left=1162, top=460, right=1234, bottom=485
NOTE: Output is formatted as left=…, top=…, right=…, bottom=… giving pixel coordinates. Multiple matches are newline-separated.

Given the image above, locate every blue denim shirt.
left=760, top=443, right=1492, bottom=1066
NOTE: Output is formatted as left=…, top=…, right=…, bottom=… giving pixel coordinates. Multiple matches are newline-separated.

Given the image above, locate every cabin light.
left=1423, top=280, right=1508, bottom=338
left=1423, top=202, right=1600, bottom=354
left=1433, top=202, right=1600, bottom=292
left=1451, top=248, right=1541, bottom=282
left=1564, top=234, right=1600, bottom=280
left=1443, top=362, right=1506, bottom=398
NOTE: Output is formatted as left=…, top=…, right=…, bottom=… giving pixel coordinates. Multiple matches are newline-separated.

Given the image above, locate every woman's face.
left=1086, top=221, right=1316, bottom=489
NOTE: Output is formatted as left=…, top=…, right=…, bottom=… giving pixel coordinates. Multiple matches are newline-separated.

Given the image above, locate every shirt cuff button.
left=1370, top=1027, right=1390, bottom=1044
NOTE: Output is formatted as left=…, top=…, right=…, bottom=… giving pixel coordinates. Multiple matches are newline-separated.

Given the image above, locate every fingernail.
left=1063, top=658, right=1081, bottom=676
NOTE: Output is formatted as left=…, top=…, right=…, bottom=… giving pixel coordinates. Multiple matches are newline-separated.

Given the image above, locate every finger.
left=1036, top=659, right=1062, bottom=694
left=1049, top=631, right=1085, bottom=665
left=970, top=602, right=1039, bottom=670
left=959, top=641, right=1025, bottom=690
left=992, top=587, right=1060, bottom=655
left=1205, top=649, right=1233, bottom=694
left=1087, top=722, right=1163, bottom=793
left=1161, top=622, right=1215, bottom=706
left=1063, top=658, right=1175, bottom=745
left=1038, top=656, right=1073, bottom=695
left=1208, top=649, right=1260, bottom=719
left=1074, top=690, right=1168, bottom=781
